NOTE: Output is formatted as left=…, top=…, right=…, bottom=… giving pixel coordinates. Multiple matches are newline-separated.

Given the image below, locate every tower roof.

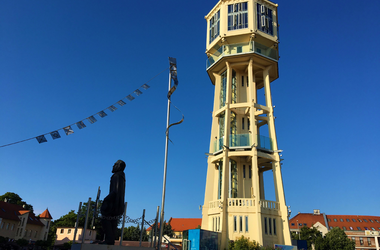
left=40, top=208, right=53, bottom=219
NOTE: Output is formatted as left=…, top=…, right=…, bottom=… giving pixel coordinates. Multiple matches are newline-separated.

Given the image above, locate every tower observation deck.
left=201, top=0, right=291, bottom=248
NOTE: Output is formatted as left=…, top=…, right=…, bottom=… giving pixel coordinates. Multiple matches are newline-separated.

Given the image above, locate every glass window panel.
left=264, top=217, right=268, bottom=234
left=245, top=216, right=249, bottom=232
left=269, top=218, right=272, bottom=235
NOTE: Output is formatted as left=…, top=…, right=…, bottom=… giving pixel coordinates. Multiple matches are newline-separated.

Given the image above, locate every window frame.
left=209, top=10, right=220, bottom=44
left=228, top=2, right=248, bottom=31
left=256, top=3, right=274, bottom=36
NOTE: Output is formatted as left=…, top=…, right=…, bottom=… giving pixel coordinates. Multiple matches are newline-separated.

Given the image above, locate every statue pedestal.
left=71, top=244, right=155, bottom=250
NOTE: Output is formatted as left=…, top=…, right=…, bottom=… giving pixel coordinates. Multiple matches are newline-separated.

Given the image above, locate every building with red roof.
left=0, top=201, right=52, bottom=241
left=147, top=217, right=202, bottom=246
left=289, top=210, right=380, bottom=250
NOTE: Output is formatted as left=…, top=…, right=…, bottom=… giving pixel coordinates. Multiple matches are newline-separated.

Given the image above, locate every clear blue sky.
left=1, top=0, right=379, bottom=226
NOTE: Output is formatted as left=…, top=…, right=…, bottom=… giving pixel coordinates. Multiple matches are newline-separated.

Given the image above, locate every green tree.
left=323, top=227, right=355, bottom=250
left=0, top=192, right=33, bottom=212
left=295, top=226, right=324, bottom=250
left=16, top=238, right=29, bottom=247
left=63, top=241, right=72, bottom=250
left=123, top=225, right=148, bottom=241
left=228, top=236, right=261, bottom=250
left=150, top=220, right=174, bottom=238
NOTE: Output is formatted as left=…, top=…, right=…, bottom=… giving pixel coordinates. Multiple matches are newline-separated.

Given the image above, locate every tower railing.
left=213, top=134, right=273, bottom=153
left=206, top=41, right=279, bottom=69
left=228, top=198, right=255, bottom=207
left=259, top=200, right=279, bottom=211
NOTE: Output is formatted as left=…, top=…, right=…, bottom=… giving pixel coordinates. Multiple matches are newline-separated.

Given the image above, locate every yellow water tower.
left=201, top=0, right=291, bottom=248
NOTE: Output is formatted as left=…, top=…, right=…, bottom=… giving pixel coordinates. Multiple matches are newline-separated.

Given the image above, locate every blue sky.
left=1, top=0, right=379, bottom=226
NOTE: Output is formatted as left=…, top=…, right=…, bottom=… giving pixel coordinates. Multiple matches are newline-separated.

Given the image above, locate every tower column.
left=251, top=150, right=263, bottom=242
left=219, top=61, right=232, bottom=250
left=263, top=67, right=291, bottom=245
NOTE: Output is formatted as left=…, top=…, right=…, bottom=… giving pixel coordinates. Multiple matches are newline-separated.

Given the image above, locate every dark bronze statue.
left=101, top=160, right=126, bottom=245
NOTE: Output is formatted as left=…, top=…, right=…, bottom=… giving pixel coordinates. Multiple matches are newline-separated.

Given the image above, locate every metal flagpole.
left=158, top=57, right=180, bottom=250
left=158, top=70, right=172, bottom=250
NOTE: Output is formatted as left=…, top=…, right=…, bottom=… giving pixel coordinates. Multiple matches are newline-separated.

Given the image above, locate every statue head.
left=112, top=160, right=126, bottom=173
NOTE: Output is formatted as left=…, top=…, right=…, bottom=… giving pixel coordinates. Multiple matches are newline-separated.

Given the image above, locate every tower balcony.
left=208, top=198, right=255, bottom=215
left=213, top=134, right=273, bottom=154
left=206, top=41, right=278, bottom=70
left=208, top=199, right=280, bottom=215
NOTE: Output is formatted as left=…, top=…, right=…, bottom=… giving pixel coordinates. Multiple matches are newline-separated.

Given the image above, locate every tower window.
left=241, top=76, right=244, bottom=86
left=239, top=216, right=243, bottom=232
left=242, top=117, right=245, bottom=130
left=264, top=217, right=268, bottom=234
left=257, top=4, right=273, bottom=36
left=228, top=2, right=248, bottom=31
left=234, top=216, right=237, bottom=232
left=230, top=160, right=238, bottom=198
left=247, top=118, right=250, bottom=130
left=209, top=10, right=220, bottom=44
left=220, top=71, right=227, bottom=108
left=243, top=165, right=246, bottom=178
left=273, top=218, right=276, bottom=235
left=249, top=165, right=251, bottom=178
left=245, top=216, right=249, bottom=232
left=269, top=218, right=272, bottom=235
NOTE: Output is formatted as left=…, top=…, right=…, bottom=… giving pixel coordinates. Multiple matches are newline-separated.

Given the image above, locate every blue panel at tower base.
left=290, top=239, right=308, bottom=250
left=274, top=244, right=298, bottom=250
left=182, top=229, right=220, bottom=250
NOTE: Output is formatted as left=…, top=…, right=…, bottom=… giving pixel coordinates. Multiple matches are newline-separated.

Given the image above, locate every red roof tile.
left=40, top=209, right=53, bottom=219
left=289, top=213, right=380, bottom=232
left=0, top=201, right=44, bottom=226
left=0, top=201, right=22, bottom=221
left=169, top=218, right=202, bottom=232
left=289, top=213, right=327, bottom=229
left=146, top=218, right=202, bottom=232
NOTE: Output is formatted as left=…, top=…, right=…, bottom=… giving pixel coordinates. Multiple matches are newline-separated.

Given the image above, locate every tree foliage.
left=123, top=225, right=149, bottom=241
left=0, top=192, right=33, bottom=212
left=291, top=226, right=355, bottom=250
left=291, top=226, right=324, bottom=250
left=323, top=227, right=355, bottom=250
left=228, top=236, right=261, bottom=250
left=150, top=220, right=174, bottom=238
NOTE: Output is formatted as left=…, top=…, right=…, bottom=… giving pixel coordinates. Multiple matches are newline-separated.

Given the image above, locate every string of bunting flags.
left=35, top=83, right=150, bottom=144
left=0, top=67, right=169, bottom=148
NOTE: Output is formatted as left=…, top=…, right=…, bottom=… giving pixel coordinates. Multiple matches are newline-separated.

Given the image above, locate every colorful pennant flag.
left=87, top=116, right=97, bottom=124
left=36, top=135, right=47, bottom=144
left=64, top=126, right=74, bottom=135
left=50, top=131, right=61, bottom=140
left=126, top=95, right=135, bottom=101
left=98, top=111, right=107, bottom=118
left=108, top=105, right=117, bottom=112
left=76, top=121, right=86, bottom=129
left=117, top=100, right=126, bottom=106
left=134, top=89, right=142, bottom=96
left=142, top=84, right=150, bottom=90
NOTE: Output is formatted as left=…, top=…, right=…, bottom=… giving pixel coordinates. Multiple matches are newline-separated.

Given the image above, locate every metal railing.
left=206, top=41, right=278, bottom=69
left=212, top=134, right=273, bottom=153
